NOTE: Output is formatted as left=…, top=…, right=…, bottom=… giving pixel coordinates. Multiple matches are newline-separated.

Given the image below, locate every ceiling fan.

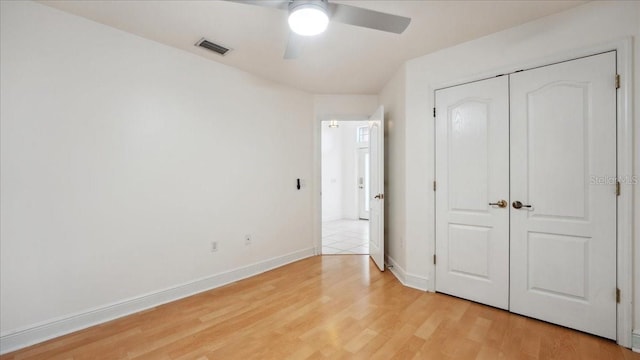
left=227, top=0, right=411, bottom=59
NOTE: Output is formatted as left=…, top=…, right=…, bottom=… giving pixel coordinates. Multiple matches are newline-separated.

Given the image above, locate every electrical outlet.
left=244, top=234, right=251, bottom=246
left=211, top=241, right=218, bottom=252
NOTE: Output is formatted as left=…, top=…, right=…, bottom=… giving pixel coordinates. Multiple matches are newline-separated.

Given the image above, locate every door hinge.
left=433, top=181, right=436, bottom=191
left=616, top=181, right=621, bottom=196
left=616, top=288, right=621, bottom=303
left=433, top=107, right=436, bottom=118
left=615, top=74, right=620, bottom=89
left=433, top=254, right=437, bottom=265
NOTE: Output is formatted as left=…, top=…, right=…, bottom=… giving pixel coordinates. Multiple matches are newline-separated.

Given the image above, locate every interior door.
left=369, top=106, right=384, bottom=271
left=435, top=76, right=510, bottom=309
left=509, top=52, right=617, bottom=339
left=358, top=148, right=370, bottom=220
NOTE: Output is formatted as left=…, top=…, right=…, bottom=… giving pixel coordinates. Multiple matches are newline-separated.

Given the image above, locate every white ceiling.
left=41, top=0, right=586, bottom=94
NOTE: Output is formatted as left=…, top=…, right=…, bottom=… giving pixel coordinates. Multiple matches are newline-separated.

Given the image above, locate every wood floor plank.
left=2, top=255, right=638, bottom=360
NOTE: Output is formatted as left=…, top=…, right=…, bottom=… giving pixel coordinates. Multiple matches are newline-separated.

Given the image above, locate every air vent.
left=195, top=38, right=230, bottom=56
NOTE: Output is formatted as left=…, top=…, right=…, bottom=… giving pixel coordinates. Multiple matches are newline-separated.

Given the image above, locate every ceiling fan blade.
left=224, top=0, right=289, bottom=11
left=283, top=32, right=303, bottom=59
left=328, top=3, right=411, bottom=34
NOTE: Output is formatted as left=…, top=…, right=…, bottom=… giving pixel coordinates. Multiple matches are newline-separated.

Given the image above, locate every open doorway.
left=321, top=120, right=370, bottom=255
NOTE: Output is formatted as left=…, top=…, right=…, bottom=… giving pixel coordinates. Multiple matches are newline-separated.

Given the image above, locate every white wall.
left=397, top=0, right=639, bottom=346
left=314, top=95, right=379, bottom=121
left=0, top=0, right=314, bottom=351
left=321, top=123, right=343, bottom=221
left=379, top=65, right=406, bottom=271
left=635, top=4, right=640, bottom=351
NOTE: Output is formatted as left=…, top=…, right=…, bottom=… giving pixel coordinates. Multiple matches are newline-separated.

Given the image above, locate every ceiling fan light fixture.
left=288, top=0, right=329, bottom=36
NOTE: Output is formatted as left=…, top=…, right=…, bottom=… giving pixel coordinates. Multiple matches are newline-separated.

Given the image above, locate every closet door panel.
left=435, top=76, right=510, bottom=309
left=509, top=52, right=617, bottom=339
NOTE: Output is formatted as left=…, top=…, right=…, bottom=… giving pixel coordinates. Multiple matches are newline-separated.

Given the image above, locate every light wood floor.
left=2, top=255, right=638, bottom=360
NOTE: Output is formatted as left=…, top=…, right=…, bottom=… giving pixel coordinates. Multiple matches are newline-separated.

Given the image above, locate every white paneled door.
left=435, top=76, right=510, bottom=309
left=369, top=106, right=385, bottom=271
left=509, top=52, right=617, bottom=339
left=435, top=52, right=618, bottom=339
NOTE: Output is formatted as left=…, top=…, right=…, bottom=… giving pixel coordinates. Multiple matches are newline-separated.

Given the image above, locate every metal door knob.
left=489, top=200, right=507, bottom=208
left=374, top=194, right=384, bottom=199
left=512, top=201, right=532, bottom=209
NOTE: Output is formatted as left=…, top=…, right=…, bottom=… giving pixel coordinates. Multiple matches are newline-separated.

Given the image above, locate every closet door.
left=435, top=76, right=510, bottom=309
left=509, top=52, right=617, bottom=339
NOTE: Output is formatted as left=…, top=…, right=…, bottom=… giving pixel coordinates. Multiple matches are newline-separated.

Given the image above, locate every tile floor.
left=322, top=219, right=369, bottom=255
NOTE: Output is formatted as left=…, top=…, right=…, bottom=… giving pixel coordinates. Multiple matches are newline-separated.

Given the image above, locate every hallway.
left=322, top=219, right=369, bottom=255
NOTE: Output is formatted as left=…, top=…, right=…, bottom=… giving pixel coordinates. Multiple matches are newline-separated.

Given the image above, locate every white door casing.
left=435, top=76, right=510, bottom=309
left=358, top=148, right=370, bottom=220
left=369, top=106, right=385, bottom=271
left=509, top=52, right=617, bottom=339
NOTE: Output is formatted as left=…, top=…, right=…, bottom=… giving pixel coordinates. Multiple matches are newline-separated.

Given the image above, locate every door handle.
left=488, top=200, right=507, bottom=208
left=374, top=194, right=384, bottom=199
left=512, top=201, right=532, bottom=209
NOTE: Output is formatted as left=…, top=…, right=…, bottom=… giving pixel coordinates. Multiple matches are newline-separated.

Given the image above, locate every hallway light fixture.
left=288, top=0, right=329, bottom=36
left=328, top=120, right=339, bottom=128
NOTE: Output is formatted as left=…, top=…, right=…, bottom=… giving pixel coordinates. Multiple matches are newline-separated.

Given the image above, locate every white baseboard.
left=385, top=255, right=429, bottom=291
left=385, top=255, right=406, bottom=283
left=632, top=330, right=640, bottom=353
left=0, top=247, right=315, bottom=355
left=386, top=257, right=640, bottom=351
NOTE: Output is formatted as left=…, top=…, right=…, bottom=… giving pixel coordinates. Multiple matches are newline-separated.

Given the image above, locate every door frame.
left=431, top=38, right=633, bottom=347
left=314, top=114, right=373, bottom=252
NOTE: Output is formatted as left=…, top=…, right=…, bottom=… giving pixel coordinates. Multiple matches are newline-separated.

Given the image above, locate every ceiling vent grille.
left=195, top=38, right=230, bottom=56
